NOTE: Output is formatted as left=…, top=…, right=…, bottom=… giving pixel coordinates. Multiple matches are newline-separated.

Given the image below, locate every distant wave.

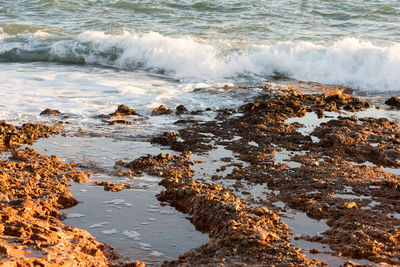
left=1, top=29, right=399, bottom=92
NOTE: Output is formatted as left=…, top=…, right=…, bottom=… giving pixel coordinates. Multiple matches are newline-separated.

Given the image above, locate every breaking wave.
left=1, top=29, right=399, bottom=92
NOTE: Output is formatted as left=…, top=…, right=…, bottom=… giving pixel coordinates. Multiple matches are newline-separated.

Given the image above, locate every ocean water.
left=1, top=1, right=400, bottom=105
left=1, top=1, right=400, bottom=264
left=1, top=0, right=399, bottom=125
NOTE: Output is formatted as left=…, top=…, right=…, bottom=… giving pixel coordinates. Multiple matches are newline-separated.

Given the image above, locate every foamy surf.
left=1, top=29, right=400, bottom=92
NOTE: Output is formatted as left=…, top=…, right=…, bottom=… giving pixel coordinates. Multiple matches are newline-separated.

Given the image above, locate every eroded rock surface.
left=0, top=148, right=118, bottom=265
left=0, top=121, right=139, bottom=266
left=385, top=97, right=400, bottom=109
left=0, top=121, right=60, bottom=149
left=118, top=153, right=322, bottom=266
left=151, top=105, right=173, bottom=116
left=94, top=181, right=131, bottom=192
left=99, top=104, right=143, bottom=125
left=145, top=88, right=400, bottom=265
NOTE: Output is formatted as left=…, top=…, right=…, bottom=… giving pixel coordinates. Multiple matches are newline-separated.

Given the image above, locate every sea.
left=1, top=0, right=400, bottom=265
left=1, top=0, right=400, bottom=123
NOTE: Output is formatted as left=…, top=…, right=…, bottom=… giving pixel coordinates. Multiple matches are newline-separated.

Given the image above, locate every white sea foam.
left=122, top=230, right=141, bottom=240
left=251, top=38, right=400, bottom=92
left=150, top=251, right=164, bottom=257
left=2, top=30, right=399, bottom=92
left=0, top=27, right=6, bottom=39
left=101, top=229, right=119, bottom=235
left=54, top=31, right=400, bottom=92
left=138, top=242, right=152, bottom=248
left=89, top=222, right=110, bottom=229
left=66, top=213, right=85, bottom=218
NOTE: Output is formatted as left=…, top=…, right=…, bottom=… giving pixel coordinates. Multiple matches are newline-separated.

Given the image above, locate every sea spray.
left=1, top=29, right=400, bottom=92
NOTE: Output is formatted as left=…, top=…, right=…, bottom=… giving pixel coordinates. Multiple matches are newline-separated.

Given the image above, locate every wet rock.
left=342, top=201, right=358, bottom=209
left=385, top=97, right=400, bottom=109
left=117, top=262, right=146, bottom=267
left=0, top=121, right=60, bottom=148
left=94, top=181, right=131, bottom=192
left=150, top=132, right=188, bottom=151
left=0, top=139, right=118, bottom=265
left=151, top=105, right=173, bottom=116
left=40, top=108, right=61, bottom=117
left=190, top=110, right=204, bottom=115
left=99, top=104, right=143, bottom=125
left=108, top=119, right=133, bottom=125
left=110, top=104, right=138, bottom=116
left=176, top=105, right=188, bottom=115
left=113, top=169, right=136, bottom=178
left=138, top=85, right=400, bottom=265
left=57, top=192, right=79, bottom=209
left=118, top=151, right=320, bottom=265
left=323, top=93, right=370, bottom=111
left=315, top=109, right=324, bottom=119
left=151, top=131, right=178, bottom=146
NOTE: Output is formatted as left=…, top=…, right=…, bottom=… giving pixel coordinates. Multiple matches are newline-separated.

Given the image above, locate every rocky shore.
left=1, top=83, right=400, bottom=266
left=123, top=85, right=400, bottom=265
left=0, top=121, right=143, bottom=266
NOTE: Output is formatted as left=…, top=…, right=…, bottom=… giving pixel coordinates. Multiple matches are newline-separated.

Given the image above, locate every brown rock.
left=94, top=181, right=131, bottom=192
left=57, top=192, right=79, bottom=209
left=342, top=201, right=358, bottom=209
left=40, top=108, right=61, bottom=117
left=176, top=105, right=188, bottom=115
left=108, top=119, right=133, bottom=125
left=385, top=97, right=400, bottom=109
left=151, top=105, right=173, bottom=116
left=0, top=121, right=60, bottom=147
left=0, top=134, right=116, bottom=265
left=110, top=104, right=137, bottom=116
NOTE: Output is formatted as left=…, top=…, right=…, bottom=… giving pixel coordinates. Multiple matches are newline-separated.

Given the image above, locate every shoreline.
left=1, top=84, right=400, bottom=266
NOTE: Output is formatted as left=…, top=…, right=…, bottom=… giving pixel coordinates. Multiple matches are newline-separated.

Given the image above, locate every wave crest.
left=1, top=30, right=399, bottom=92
